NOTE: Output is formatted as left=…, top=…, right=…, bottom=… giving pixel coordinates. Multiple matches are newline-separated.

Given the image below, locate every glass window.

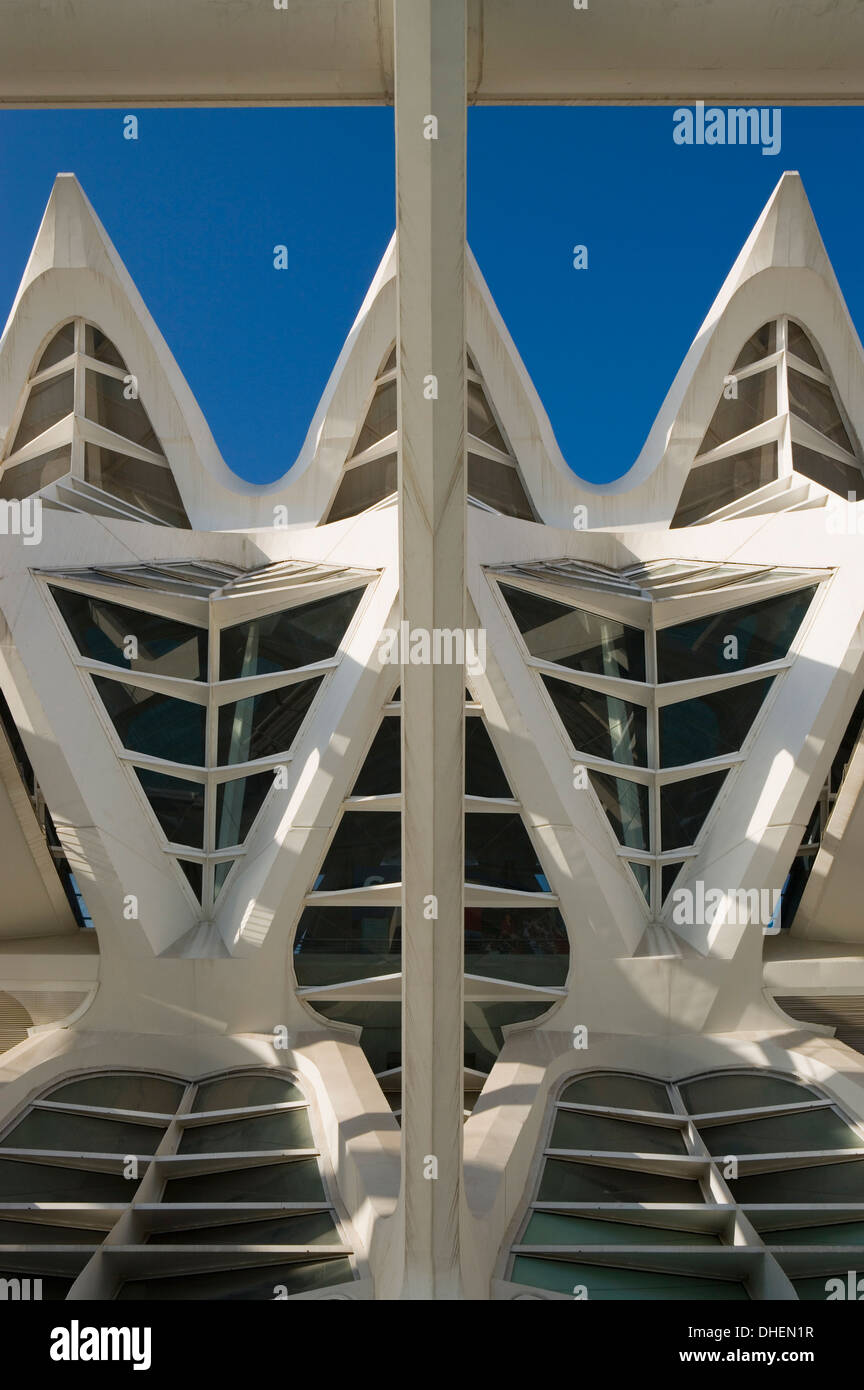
left=537, top=1158, right=704, bottom=1203
left=500, top=585, right=645, bottom=681
left=216, top=677, right=322, bottom=765
left=136, top=769, right=205, bottom=847
left=83, top=370, right=160, bottom=453
left=786, top=321, right=822, bottom=370
left=1, top=1111, right=163, bottom=1154
left=177, top=1109, right=313, bottom=1154
left=11, top=372, right=73, bottom=452
left=587, top=770, right=650, bottom=852
left=464, top=907, right=569, bottom=988
left=325, top=454, right=397, bottom=523
left=788, top=368, right=855, bottom=453
left=729, top=1160, right=864, bottom=1204
left=192, top=1074, right=304, bottom=1112
left=213, top=859, right=235, bottom=898
left=0, top=1218, right=106, bottom=1244
left=510, top=1257, right=745, bottom=1300
left=0, top=446, right=70, bottom=500
left=659, top=678, right=773, bottom=767
left=661, top=863, right=685, bottom=905
left=178, top=860, right=202, bottom=900
left=117, top=1257, right=353, bottom=1301
left=733, top=322, right=776, bottom=370
left=465, top=813, right=548, bottom=892
left=463, top=1003, right=548, bottom=1073
left=162, top=1158, right=326, bottom=1204
left=678, top=1072, right=818, bottom=1113
left=215, top=772, right=274, bottom=848
left=37, top=323, right=76, bottom=372
left=93, top=676, right=205, bottom=765
left=660, top=771, right=726, bottom=850
left=312, top=812, right=401, bottom=890
left=465, top=719, right=512, bottom=798
left=543, top=676, right=647, bottom=767
left=51, top=587, right=207, bottom=680
left=792, top=443, right=864, bottom=499
left=47, top=1073, right=185, bottom=1113
left=353, top=380, right=397, bottom=455
left=560, top=1074, right=673, bottom=1112
left=293, top=905, right=401, bottom=988
left=148, top=1211, right=340, bottom=1246
left=84, top=324, right=127, bottom=369
left=759, top=1220, right=864, bottom=1246
left=701, top=1108, right=860, bottom=1156
left=628, top=861, right=651, bottom=904
left=312, top=1002, right=402, bottom=1075
left=83, top=445, right=190, bottom=527
left=672, top=444, right=777, bottom=527
left=550, top=1110, right=687, bottom=1155
left=521, top=1212, right=718, bottom=1245
left=467, top=453, right=534, bottom=520
left=467, top=381, right=509, bottom=452
left=656, top=587, right=816, bottom=682
left=698, top=368, right=776, bottom=456
left=0, top=1160, right=137, bottom=1202
left=219, top=589, right=364, bottom=680
left=351, top=717, right=400, bottom=796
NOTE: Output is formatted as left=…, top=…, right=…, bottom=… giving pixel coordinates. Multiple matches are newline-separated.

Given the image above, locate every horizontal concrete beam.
left=1, top=1, right=864, bottom=107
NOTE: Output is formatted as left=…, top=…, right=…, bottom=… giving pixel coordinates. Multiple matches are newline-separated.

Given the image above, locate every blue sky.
left=1, top=106, right=862, bottom=484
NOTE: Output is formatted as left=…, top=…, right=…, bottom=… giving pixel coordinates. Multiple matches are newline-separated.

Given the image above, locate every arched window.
left=0, top=1068, right=357, bottom=1300
left=503, top=1067, right=864, bottom=1300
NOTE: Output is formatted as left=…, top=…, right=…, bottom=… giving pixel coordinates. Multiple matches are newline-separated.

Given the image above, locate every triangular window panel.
left=786, top=320, right=822, bottom=370
left=177, top=859, right=203, bottom=903
left=93, top=674, right=206, bottom=765
left=325, top=454, right=397, bottom=524
left=465, top=718, right=513, bottom=798
left=50, top=586, right=208, bottom=680
left=626, top=861, right=651, bottom=905
left=467, top=380, right=509, bottom=453
left=658, top=677, right=774, bottom=768
left=351, top=716, right=400, bottom=796
left=467, top=452, right=535, bottom=519
left=135, top=768, right=205, bottom=849
left=656, top=587, right=816, bottom=682
left=37, top=322, right=76, bottom=372
left=697, top=369, right=775, bottom=459
left=213, top=859, right=236, bottom=902
left=500, top=584, right=646, bottom=680
left=83, top=370, right=161, bottom=454
left=733, top=322, right=776, bottom=370
left=215, top=771, right=275, bottom=849
left=0, top=446, right=71, bottom=502
left=84, top=322, right=127, bottom=370
left=219, top=588, right=363, bottom=679
left=672, top=444, right=777, bottom=527
left=542, top=675, right=648, bottom=768
left=659, top=771, right=727, bottom=852
left=353, top=379, right=397, bottom=456
left=216, top=675, right=323, bottom=765
left=792, top=444, right=862, bottom=498
left=588, top=769, right=650, bottom=853
left=11, top=372, right=74, bottom=453
left=788, top=367, right=855, bottom=455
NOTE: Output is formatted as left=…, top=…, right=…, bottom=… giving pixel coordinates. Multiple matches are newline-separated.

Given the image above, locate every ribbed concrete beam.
left=394, top=0, right=466, bottom=1301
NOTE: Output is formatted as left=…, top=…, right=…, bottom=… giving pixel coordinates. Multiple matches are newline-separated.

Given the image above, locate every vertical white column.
left=394, top=0, right=466, bottom=1299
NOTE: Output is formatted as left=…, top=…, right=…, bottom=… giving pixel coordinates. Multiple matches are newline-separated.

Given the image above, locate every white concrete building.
left=1, top=167, right=864, bottom=1300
